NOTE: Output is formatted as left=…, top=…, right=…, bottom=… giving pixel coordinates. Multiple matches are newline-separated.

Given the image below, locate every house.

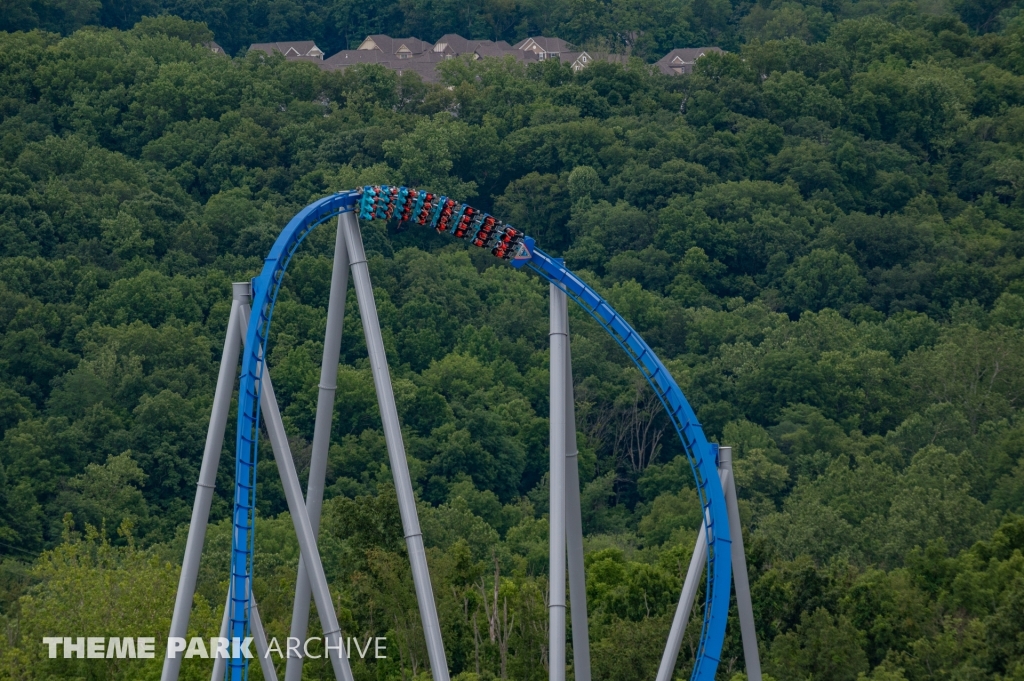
left=474, top=40, right=537, bottom=62
left=320, top=33, right=632, bottom=83
left=203, top=41, right=226, bottom=55
left=561, top=51, right=627, bottom=72
left=324, top=34, right=538, bottom=82
left=655, top=47, right=723, bottom=75
left=511, top=38, right=625, bottom=71
left=321, top=50, right=394, bottom=69
left=357, top=35, right=432, bottom=60
left=429, top=35, right=535, bottom=62
left=249, top=41, right=325, bottom=60
left=321, top=48, right=446, bottom=82
left=321, top=49, right=393, bottom=73
left=431, top=34, right=479, bottom=58
left=391, top=53, right=448, bottom=82
left=513, top=36, right=571, bottom=60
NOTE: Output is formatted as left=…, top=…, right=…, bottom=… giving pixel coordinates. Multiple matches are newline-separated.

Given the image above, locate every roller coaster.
left=161, top=187, right=761, bottom=681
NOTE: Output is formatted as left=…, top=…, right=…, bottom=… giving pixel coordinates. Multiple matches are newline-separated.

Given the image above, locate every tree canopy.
left=2, top=4, right=1024, bottom=680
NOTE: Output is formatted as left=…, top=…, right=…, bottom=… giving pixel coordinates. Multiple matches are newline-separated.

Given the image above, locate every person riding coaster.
left=359, top=185, right=526, bottom=260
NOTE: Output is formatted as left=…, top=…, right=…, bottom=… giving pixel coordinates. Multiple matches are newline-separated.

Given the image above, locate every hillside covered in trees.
left=2, top=0, right=1017, bottom=56
left=3, top=2, right=1024, bottom=680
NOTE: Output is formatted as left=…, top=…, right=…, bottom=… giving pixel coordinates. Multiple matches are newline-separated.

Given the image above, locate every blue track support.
left=229, top=191, right=359, bottom=680
left=228, top=188, right=730, bottom=681
left=520, top=245, right=731, bottom=680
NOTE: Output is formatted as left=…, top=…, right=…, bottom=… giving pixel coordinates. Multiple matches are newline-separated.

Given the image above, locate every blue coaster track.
left=229, top=188, right=731, bottom=681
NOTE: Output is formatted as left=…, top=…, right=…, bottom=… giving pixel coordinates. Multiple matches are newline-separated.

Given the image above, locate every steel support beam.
left=285, top=216, right=350, bottom=681
left=719, top=447, right=762, bottom=681
left=341, top=213, right=450, bottom=681
left=549, top=284, right=568, bottom=681
left=251, top=596, right=279, bottom=681
left=656, top=446, right=761, bottom=681
left=237, top=303, right=353, bottom=681
left=211, top=588, right=230, bottom=681
left=562, top=329, right=591, bottom=681
left=656, top=513, right=708, bottom=681
left=163, top=284, right=246, bottom=681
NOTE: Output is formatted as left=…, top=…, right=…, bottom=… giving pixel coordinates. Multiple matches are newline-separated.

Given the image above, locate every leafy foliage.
left=2, top=5, right=1024, bottom=681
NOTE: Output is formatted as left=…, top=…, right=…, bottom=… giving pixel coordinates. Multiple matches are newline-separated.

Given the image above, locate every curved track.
left=228, top=188, right=732, bottom=680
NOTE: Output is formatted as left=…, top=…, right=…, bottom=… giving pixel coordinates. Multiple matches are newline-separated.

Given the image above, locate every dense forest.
left=1, top=0, right=1016, bottom=56
left=3, top=0, right=1024, bottom=679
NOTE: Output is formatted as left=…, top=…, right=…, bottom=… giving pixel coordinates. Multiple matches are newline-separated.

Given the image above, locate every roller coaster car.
left=373, top=187, right=391, bottom=219
left=362, top=187, right=379, bottom=204
left=383, top=187, right=401, bottom=220
left=416, top=193, right=436, bottom=224
left=400, top=205, right=414, bottom=222
left=491, top=227, right=523, bottom=259
left=452, top=208, right=477, bottom=238
left=471, top=229, right=491, bottom=248
left=408, top=192, right=427, bottom=222
left=427, top=196, right=447, bottom=228
left=471, top=216, right=499, bottom=245
left=434, top=199, right=457, bottom=233
left=474, top=215, right=494, bottom=233
left=463, top=214, right=487, bottom=241
left=395, top=195, right=416, bottom=228
left=449, top=205, right=467, bottom=232
left=396, top=189, right=414, bottom=221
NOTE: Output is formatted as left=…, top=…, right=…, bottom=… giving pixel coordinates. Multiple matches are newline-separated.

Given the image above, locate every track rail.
left=229, top=191, right=359, bottom=679
left=519, top=246, right=730, bottom=679
left=229, top=187, right=730, bottom=681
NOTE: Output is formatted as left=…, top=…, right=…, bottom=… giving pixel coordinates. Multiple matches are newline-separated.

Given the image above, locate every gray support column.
left=286, top=217, right=350, bottom=681
left=718, top=447, right=761, bottom=681
left=237, top=304, right=354, bottom=681
left=251, top=596, right=279, bottom=681
left=213, top=587, right=277, bottom=681
left=341, top=213, right=450, bottom=681
left=549, top=285, right=568, bottom=681
left=561, top=301, right=590, bottom=681
left=656, top=446, right=762, bottom=681
left=163, top=284, right=246, bottom=681
left=211, top=587, right=230, bottom=681
left=656, top=520, right=708, bottom=681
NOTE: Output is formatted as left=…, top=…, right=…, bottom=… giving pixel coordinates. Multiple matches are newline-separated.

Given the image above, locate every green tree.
left=768, top=607, right=870, bottom=681
left=781, top=248, right=867, bottom=316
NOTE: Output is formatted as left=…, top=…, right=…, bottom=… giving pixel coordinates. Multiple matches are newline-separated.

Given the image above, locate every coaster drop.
left=161, top=186, right=762, bottom=681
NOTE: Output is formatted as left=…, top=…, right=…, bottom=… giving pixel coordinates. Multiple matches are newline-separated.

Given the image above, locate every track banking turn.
left=228, top=187, right=732, bottom=681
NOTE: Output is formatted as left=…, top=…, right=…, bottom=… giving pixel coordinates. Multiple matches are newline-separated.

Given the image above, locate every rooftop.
left=655, top=47, right=723, bottom=75
left=249, top=35, right=721, bottom=80
left=249, top=41, right=325, bottom=60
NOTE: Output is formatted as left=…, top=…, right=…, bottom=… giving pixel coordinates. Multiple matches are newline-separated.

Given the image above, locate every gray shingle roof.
left=655, top=47, right=723, bottom=75
left=249, top=41, right=324, bottom=60
left=321, top=49, right=446, bottom=82
left=358, top=35, right=432, bottom=56
left=319, top=33, right=660, bottom=83
left=513, top=36, right=572, bottom=55
left=474, top=42, right=536, bottom=61
left=321, top=50, right=393, bottom=69
left=431, top=34, right=477, bottom=55
left=393, top=53, right=447, bottom=82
